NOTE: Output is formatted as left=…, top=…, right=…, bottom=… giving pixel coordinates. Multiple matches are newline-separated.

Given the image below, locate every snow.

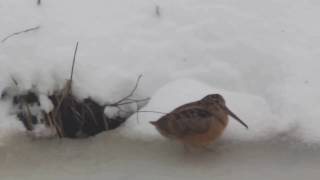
left=38, top=94, right=53, bottom=113
left=104, top=106, right=120, bottom=119
left=120, top=79, right=280, bottom=142
left=1, top=0, right=320, bottom=179
left=26, top=124, right=57, bottom=139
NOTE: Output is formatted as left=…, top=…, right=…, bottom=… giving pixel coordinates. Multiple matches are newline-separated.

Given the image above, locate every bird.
left=150, top=94, right=248, bottom=149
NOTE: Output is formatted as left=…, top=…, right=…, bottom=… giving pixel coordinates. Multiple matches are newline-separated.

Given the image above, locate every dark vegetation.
left=1, top=43, right=149, bottom=138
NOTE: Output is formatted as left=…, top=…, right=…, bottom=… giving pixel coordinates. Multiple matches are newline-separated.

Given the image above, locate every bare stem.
left=155, top=5, right=161, bottom=17
left=104, top=74, right=147, bottom=109
left=70, top=42, right=79, bottom=83
left=1, top=26, right=40, bottom=43
left=137, top=110, right=167, bottom=115
left=114, top=74, right=143, bottom=105
left=117, top=97, right=150, bottom=106
left=53, top=42, right=79, bottom=120
left=10, top=76, right=18, bottom=86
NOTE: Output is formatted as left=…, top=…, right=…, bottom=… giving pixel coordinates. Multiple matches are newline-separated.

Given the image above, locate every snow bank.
left=119, top=79, right=281, bottom=142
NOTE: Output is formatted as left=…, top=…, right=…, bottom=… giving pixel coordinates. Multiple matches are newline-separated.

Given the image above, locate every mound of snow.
left=119, top=79, right=282, bottom=142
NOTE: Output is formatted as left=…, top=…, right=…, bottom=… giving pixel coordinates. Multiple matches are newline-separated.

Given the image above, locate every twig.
left=1, top=26, right=40, bottom=43
left=54, top=112, right=64, bottom=137
left=44, top=111, right=53, bottom=128
left=117, top=97, right=150, bottom=106
left=114, top=74, right=143, bottom=105
left=83, top=103, right=99, bottom=125
left=155, top=5, right=161, bottom=17
left=102, top=74, right=152, bottom=122
left=44, top=112, right=61, bottom=138
left=101, top=111, right=109, bottom=130
left=10, top=76, right=18, bottom=86
left=63, top=41, right=78, bottom=94
left=53, top=42, right=79, bottom=120
left=70, top=106, right=84, bottom=123
left=103, top=74, right=146, bottom=108
left=70, top=42, right=79, bottom=84
left=137, top=110, right=167, bottom=115
left=50, top=42, right=79, bottom=137
left=37, top=0, right=41, bottom=5
left=111, top=106, right=167, bottom=117
left=107, top=105, right=166, bottom=118
left=23, top=103, right=34, bottom=130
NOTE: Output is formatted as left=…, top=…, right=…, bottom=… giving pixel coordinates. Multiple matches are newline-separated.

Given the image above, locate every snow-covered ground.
left=1, top=0, right=320, bottom=179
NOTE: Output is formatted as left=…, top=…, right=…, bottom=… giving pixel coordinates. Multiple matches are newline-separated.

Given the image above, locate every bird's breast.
left=181, top=117, right=228, bottom=146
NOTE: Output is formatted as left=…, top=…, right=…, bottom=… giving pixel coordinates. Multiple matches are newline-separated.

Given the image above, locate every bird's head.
left=202, top=94, right=248, bottom=129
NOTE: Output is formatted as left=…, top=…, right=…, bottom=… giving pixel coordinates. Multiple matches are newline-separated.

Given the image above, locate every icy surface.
left=1, top=0, right=320, bottom=179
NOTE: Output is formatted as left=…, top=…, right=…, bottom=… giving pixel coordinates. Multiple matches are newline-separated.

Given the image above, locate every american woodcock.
left=150, top=94, right=248, bottom=147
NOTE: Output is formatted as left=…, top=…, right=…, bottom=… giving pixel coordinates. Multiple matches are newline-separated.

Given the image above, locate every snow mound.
left=119, top=79, right=282, bottom=142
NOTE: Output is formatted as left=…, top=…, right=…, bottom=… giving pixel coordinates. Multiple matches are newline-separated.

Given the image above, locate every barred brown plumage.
left=150, top=94, right=248, bottom=149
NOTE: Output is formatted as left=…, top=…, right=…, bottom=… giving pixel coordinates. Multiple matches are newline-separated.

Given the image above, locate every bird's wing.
left=169, top=108, right=213, bottom=137
left=172, top=101, right=200, bottom=112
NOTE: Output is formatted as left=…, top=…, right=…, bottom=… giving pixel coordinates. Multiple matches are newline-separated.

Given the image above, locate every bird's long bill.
left=223, top=106, right=248, bottom=129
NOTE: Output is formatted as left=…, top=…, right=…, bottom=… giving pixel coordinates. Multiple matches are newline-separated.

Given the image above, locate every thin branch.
left=108, top=105, right=166, bottom=118
left=53, top=112, right=64, bottom=137
left=23, top=103, right=34, bottom=130
left=10, top=76, right=18, bottom=86
left=114, top=74, right=143, bottom=105
left=102, top=111, right=109, bottom=130
left=137, top=110, right=167, bottom=115
left=70, top=42, right=79, bottom=83
left=117, top=97, right=150, bottom=106
left=155, top=5, right=161, bottom=17
left=126, top=97, right=150, bottom=102
left=102, top=74, right=151, bottom=122
left=1, top=26, right=40, bottom=43
left=53, top=42, right=79, bottom=119
left=103, top=74, right=145, bottom=108
left=83, top=103, right=99, bottom=125
left=110, top=106, right=167, bottom=116
left=135, top=110, right=167, bottom=123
